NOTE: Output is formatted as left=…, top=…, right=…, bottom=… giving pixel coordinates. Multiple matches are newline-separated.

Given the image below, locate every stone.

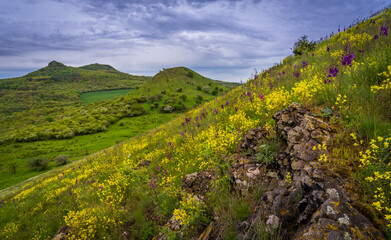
left=52, top=226, right=70, bottom=240
left=291, top=160, right=305, bottom=170
left=181, top=170, right=215, bottom=199
left=265, top=215, right=280, bottom=232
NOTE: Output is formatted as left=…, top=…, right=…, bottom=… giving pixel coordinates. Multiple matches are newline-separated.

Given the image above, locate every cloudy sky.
left=0, top=0, right=389, bottom=82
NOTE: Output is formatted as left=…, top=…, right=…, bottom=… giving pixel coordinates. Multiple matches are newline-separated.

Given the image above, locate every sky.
left=0, top=0, right=389, bottom=82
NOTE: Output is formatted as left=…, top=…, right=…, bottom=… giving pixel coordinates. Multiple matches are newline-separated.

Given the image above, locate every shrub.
left=176, top=88, right=182, bottom=92
left=196, top=95, right=203, bottom=104
left=160, top=105, right=174, bottom=113
left=196, top=86, right=202, bottom=91
left=180, top=94, right=187, bottom=101
left=27, top=157, right=49, bottom=171
left=202, top=86, right=210, bottom=93
left=292, top=35, right=316, bottom=56
left=55, top=155, right=69, bottom=165
left=8, top=162, right=17, bottom=174
left=187, top=71, right=194, bottom=78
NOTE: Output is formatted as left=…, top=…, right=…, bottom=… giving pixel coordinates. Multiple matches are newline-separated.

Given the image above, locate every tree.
left=292, top=35, right=316, bottom=56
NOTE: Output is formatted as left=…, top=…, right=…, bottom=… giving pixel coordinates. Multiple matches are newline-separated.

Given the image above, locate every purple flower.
left=341, top=52, right=355, bottom=66
left=225, top=101, right=229, bottom=106
left=91, top=180, right=96, bottom=184
left=312, top=53, right=314, bottom=57
left=156, top=166, right=160, bottom=170
left=327, top=47, right=330, bottom=51
left=221, top=105, right=224, bottom=109
left=246, top=92, right=252, bottom=97
left=374, top=34, right=379, bottom=40
left=329, top=67, right=339, bottom=77
left=324, top=79, right=327, bottom=84
left=380, top=26, right=389, bottom=36
left=195, top=116, right=199, bottom=123
left=99, top=186, right=103, bottom=190
left=270, top=84, right=274, bottom=90
left=282, top=71, right=285, bottom=75
left=214, top=109, right=219, bottom=115
left=69, top=191, right=72, bottom=196
left=302, top=61, right=308, bottom=68
left=181, top=122, right=185, bottom=126
left=235, top=107, right=238, bottom=112
left=259, top=93, right=264, bottom=100
left=293, top=72, right=300, bottom=78
left=358, top=49, right=364, bottom=53
left=164, top=169, right=167, bottom=175
left=185, top=118, right=191, bottom=123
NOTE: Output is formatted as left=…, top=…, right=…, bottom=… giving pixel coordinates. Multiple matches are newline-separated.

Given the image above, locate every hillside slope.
left=1, top=7, right=391, bottom=240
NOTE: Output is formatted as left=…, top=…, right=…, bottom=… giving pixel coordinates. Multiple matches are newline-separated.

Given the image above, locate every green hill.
left=1, top=7, right=391, bottom=240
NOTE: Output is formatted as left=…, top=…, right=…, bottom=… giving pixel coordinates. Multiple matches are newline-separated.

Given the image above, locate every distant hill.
left=0, top=61, right=150, bottom=114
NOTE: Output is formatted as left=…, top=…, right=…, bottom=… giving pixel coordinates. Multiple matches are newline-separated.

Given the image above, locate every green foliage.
left=8, top=162, right=17, bottom=174
left=292, top=35, right=316, bottom=56
left=26, top=157, right=49, bottom=171
left=55, top=155, right=69, bottom=165
left=256, top=142, right=278, bottom=164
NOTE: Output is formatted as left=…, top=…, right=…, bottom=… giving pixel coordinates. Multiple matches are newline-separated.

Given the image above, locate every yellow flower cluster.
left=64, top=206, right=121, bottom=240
left=341, top=32, right=372, bottom=49
left=292, top=75, right=323, bottom=103
left=371, top=65, right=391, bottom=94
left=285, top=172, right=292, bottom=185
left=1, top=222, right=19, bottom=239
left=172, top=194, right=204, bottom=230
left=313, top=142, right=329, bottom=163
left=358, top=136, right=391, bottom=227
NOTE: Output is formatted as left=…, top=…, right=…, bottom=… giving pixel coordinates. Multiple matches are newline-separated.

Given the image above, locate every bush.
left=8, top=162, right=17, bottom=174
left=202, top=86, right=210, bottom=93
left=180, top=94, right=187, bottom=101
left=176, top=88, right=182, bottom=92
left=187, top=71, right=194, bottom=78
left=196, top=86, right=202, bottom=91
left=27, top=157, right=49, bottom=171
left=160, top=105, right=174, bottom=113
left=55, top=155, right=69, bottom=165
left=292, top=35, right=316, bottom=56
left=196, top=95, right=203, bottom=104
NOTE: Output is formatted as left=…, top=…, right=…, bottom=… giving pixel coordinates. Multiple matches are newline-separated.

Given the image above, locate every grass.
left=79, top=89, right=132, bottom=104
left=1, top=7, right=391, bottom=240
left=0, top=113, right=178, bottom=190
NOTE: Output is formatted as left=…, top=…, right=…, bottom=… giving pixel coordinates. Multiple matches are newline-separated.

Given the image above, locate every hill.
left=1, top=7, right=391, bottom=240
left=0, top=66, right=236, bottom=190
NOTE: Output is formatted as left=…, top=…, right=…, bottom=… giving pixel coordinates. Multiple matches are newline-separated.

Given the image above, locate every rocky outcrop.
left=181, top=169, right=216, bottom=199
left=229, top=103, right=386, bottom=239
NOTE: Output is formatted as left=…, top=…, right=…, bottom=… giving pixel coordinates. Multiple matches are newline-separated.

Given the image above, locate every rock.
left=181, top=170, right=215, bottom=199
left=52, top=226, right=70, bottom=240
left=265, top=215, right=280, bottom=232
left=237, top=127, right=269, bottom=155
left=134, top=160, right=151, bottom=169
left=198, top=221, right=213, bottom=240
left=292, top=160, right=305, bottom=170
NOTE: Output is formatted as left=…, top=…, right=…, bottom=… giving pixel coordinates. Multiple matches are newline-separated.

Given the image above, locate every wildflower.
left=221, top=105, right=224, bottom=109
left=185, top=118, right=191, bottom=123
left=374, top=34, right=379, bottom=40
left=380, top=26, right=389, bottom=36
left=324, top=79, right=327, bottom=84
left=359, top=49, right=364, bottom=53
left=225, top=101, right=229, bottom=106
left=312, top=53, right=314, bottom=57
left=164, top=169, right=167, bottom=175
left=293, top=72, right=300, bottom=78
left=282, top=71, right=285, bottom=74
left=181, top=122, right=185, bottom=126
left=69, top=191, right=72, bottom=196
left=270, top=84, right=274, bottom=90
left=341, top=52, right=355, bottom=66
left=214, top=109, right=218, bottom=115
left=99, top=186, right=103, bottom=190
left=327, top=47, right=330, bottom=51
left=247, top=92, right=252, bottom=97
left=302, top=61, right=308, bottom=68
left=235, top=107, right=238, bottom=112
left=259, top=93, right=264, bottom=100
left=329, top=67, right=339, bottom=77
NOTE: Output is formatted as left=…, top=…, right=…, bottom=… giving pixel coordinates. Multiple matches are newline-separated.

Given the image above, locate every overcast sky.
left=0, top=0, right=389, bottom=82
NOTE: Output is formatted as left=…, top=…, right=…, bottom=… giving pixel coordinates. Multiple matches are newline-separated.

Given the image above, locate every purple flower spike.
left=270, top=84, right=274, bottom=90
left=181, top=122, right=185, bottom=126
left=164, top=169, right=167, bottom=175
left=358, top=50, right=364, bottom=53
left=374, top=34, right=379, bottom=40
left=235, top=107, right=238, bottom=112
left=293, top=72, right=300, bottom=78
left=329, top=67, right=339, bottom=77
left=302, top=61, right=308, bottom=68
left=226, top=101, right=229, bottom=106
left=246, top=92, right=252, bottom=97
left=324, top=79, right=327, bottom=84
left=327, top=47, right=330, bottom=51
left=282, top=71, right=285, bottom=74
left=380, top=26, right=388, bottom=36
left=221, top=105, right=224, bottom=109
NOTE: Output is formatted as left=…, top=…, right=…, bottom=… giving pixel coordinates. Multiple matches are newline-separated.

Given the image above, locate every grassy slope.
left=0, top=67, right=235, bottom=189
left=1, top=9, right=391, bottom=240
left=79, top=89, right=133, bottom=105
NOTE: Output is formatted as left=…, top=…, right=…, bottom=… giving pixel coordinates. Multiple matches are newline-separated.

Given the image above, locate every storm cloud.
left=0, top=0, right=388, bottom=81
